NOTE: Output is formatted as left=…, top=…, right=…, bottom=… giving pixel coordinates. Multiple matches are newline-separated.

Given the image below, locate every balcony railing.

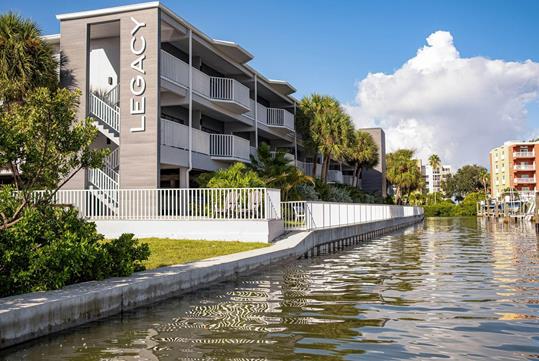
left=160, top=50, right=250, bottom=113
left=514, top=177, right=536, bottom=184
left=343, top=175, right=355, bottom=186
left=303, top=162, right=322, bottom=178
left=267, top=108, right=295, bottom=130
left=209, top=134, right=251, bottom=161
left=327, top=169, right=344, bottom=183
left=160, top=119, right=210, bottom=155
left=513, top=151, right=535, bottom=158
left=514, top=163, right=535, bottom=171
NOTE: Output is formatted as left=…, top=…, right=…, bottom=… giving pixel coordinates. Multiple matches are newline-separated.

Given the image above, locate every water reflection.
left=2, top=218, right=539, bottom=360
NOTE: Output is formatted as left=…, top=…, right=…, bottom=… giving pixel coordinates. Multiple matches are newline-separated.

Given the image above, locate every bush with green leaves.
left=0, top=189, right=150, bottom=297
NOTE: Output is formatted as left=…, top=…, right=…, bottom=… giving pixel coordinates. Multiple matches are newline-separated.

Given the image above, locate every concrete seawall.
left=0, top=215, right=423, bottom=350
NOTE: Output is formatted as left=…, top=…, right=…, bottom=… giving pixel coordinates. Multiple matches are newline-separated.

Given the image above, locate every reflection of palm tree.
left=428, top=154, right=441, bottom=203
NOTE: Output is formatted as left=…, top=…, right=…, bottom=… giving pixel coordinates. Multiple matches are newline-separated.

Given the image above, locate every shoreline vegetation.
left=141, top=239, right=269, bottom=269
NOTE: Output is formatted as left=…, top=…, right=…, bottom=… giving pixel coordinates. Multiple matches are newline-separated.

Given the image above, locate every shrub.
left=423, top=201, right=455, bottom=217
left=0, top=193, right=150, bottom=297
left=292, top=183, right=319, bottom=201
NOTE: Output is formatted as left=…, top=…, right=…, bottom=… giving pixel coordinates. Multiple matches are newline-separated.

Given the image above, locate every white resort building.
left=421, top=164, right=452, bottom=194
left=12, top=2, right=412, bottom=243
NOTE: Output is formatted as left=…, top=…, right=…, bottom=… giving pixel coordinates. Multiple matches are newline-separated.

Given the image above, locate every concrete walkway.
left=0, top=215, right=422, bottom=349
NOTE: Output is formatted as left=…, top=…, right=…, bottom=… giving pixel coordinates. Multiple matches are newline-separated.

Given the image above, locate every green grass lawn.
left=139, top=238, right=269, bottom=269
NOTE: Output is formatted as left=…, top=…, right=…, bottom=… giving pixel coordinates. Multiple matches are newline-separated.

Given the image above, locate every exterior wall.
left=118, top=9, right=160, bottom=188
left=94, top=219, right=284, bottom=243
left=89, top=37, right=119, bottom=93
left=361, top=128, right=387, bottom=197
left=489, top=141, right=539, bottom=198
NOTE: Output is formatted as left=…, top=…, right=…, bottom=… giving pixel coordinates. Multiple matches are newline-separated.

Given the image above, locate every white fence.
left=282, top=201, right=423, bottom=231
left=37, top=188, right=281, bottom=221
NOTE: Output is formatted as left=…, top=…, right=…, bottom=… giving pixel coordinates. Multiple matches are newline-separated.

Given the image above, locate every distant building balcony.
left=343, top=175, right=355, bottom=186
left=209, top=134, right=251, bottom=162
left=256, top=103, right=295, bottom=131
left=514, top=163, right=535, bottom=171
left=514, top=177, right=536, bottom=184
left=513, top=150, right=535, bottom=158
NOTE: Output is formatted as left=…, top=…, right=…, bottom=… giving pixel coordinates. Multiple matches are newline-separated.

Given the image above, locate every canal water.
left=2, top=217, right=539, bottom=360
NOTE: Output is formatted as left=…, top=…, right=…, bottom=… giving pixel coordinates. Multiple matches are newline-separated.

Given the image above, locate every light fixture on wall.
left=108, top=77, right=113, bottom=85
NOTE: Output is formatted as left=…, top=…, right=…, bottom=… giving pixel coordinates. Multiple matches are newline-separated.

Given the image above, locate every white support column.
left=254, top=73, right=258, bottom=149
left=294, top=101, right=297, bottom=167
left=187, top=28, right=193, bottom=187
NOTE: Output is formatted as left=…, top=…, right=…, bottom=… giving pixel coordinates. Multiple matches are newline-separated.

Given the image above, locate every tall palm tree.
left=348, top=130, right=379, bottom=188
left=387, top=149, right=423, bottom=205
left=297, top=94, right=340, bottom=179
left=428, top=154, right=442, bottom=203
left=312, top=104, right=353, bottom=183
left=0, top=13, right=58, bottom=104
left=479, top=168, right=490, bottom=198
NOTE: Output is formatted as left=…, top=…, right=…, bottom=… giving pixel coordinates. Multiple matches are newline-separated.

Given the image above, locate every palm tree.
left=249, top=143, right=313, bottom=200
left=348, top=130, right=379, bottom=188
left=0, top=13, right=58, bottom=104
left=387, top=149, right=423, bottom=205
left=312, top=103, right=353, bottom=183
left=428, top=154, right=442, bottom=203
left=479, top=168, right=490, bottom=197
left=297, top=94, right=340, bottom=179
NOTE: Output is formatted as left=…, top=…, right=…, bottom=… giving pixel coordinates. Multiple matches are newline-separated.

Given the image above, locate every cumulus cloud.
left=345, top=30, right=539, bottom=168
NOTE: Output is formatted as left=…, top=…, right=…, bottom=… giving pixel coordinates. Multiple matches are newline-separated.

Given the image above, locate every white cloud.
left=345, top=30, right=539, bottom=168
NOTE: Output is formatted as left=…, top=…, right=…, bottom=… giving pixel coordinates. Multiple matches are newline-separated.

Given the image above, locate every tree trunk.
left=312, top=154, right=318, bottom=178
left=321, top=154, right=329, bottom=183
left=395, top=186, right=402, bottom=205
left=352, top=164, right=359, bottom=187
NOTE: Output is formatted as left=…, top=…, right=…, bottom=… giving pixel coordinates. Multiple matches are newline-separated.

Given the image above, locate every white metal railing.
left=209, top=76, right=250, bottom=109
left=104, top=84, right=119, bottom=106
left=343, top=175, right=355, bottom=186
left=514, top=177, right=536, bottom=184
left=39, top=188, right=280, bottom=221
left=270, top=151, right=295, bottom=163
left=89, top=93, right=120, bottom=133
left=160, top=50, right=189, bottom=87
left=209, top=134, right=251, bottom=161
left=266, top=108, right=294, bottom=130
left=513, top=151, right=535, bottom=158
left=160, top=119, right=210, bottom=155
left=105, top=148, right=119, bottom=170
left=281, top=201, right=423, bottom=231
left=88, top=168, right=119, bottom=190
left=514, top=163, right=535, bottom=170
left=303, top=162, right=322, bottom=178
left=327, top=169, right=344, bottom=183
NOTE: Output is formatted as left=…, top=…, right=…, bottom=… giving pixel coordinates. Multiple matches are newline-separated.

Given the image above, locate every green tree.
left=442, top=164, right=487, bottom=200
left=0, top=88, right=106, bottom=230
left=206, top=162, right=265, bottom=188
left=478, top=168, right=490, bottom=197
left=0, top=12, right=58, bottom=104
left=249, top=143, right=313, bottom=200
left=348, top=130, right=379, bottom=188
left=297, top=94, right=339, bottom=178
left=312, top=102, right=353, bottom=183
left=386, top=149, right=423, bottom=205
left=428, top=154, right=442, bottom=203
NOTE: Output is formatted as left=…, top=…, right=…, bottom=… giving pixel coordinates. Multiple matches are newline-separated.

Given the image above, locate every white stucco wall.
left=94, top=219, right=285, bottom=243
left=89, top=37, right=120, bottom=92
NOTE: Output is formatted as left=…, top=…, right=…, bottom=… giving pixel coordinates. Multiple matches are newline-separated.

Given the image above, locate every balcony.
left=161, top=119, right=210, bottom=154
left=514, top=163, right=535, bottom=171
left=209, top=134, right=251, bottom=161
left=343, top=175, right=355, bottom=186
left=255, top=103, right=294, bottom=131
left=160, top=50, right=251, bottom=114
left=513, top=151, right=535, bottom=158
left=270, top=151, right=295, bottom=163
left=514, top=177, right=536, bottom=184
left=303, top=162, right=322, bottom=178
left=327, top=169, right=344, bottom=184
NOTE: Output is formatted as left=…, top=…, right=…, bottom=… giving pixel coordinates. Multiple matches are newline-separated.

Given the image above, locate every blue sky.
left=3, top=0, right=538, bottom=102
left=2, top=0, right=539, bottom=166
